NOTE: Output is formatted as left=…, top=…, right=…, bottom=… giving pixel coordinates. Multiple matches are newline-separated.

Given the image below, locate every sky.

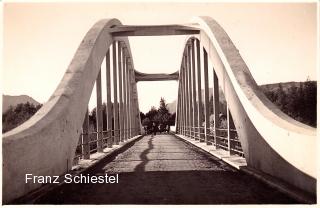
left=2, top=2, right=317, bottom=113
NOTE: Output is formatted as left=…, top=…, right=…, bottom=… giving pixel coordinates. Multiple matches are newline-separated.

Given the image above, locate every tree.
left=140, top=112, right=146, bottom=122
left=275, top=83, right=288, bottom=113
left=2, top=102, right=42, bottom=133
left=156, top=97, right=171, bottom=126
left=142, top=117, right=152, bottom=127
left=145, top=106, right=158, bottom=122
left=158, top=97, right=169, bottom=115
left=302, top=80, right=316, bottom=126
left=169, top=112, right=176, bottom=126
left=263, top=81, right=317, bottom=128
left=142, top=97, right=175, bottom=131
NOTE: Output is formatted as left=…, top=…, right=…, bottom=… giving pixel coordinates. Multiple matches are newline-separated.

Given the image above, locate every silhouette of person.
left=152, top=122, right=158, bottom=135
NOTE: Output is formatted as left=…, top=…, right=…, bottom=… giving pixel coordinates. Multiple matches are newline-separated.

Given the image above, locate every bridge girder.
left=134, top=70, right=179, bottom=82
left=110, top=24, right=200, bottom=37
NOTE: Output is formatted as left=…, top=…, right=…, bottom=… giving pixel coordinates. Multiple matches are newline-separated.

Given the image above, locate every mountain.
left=2, top=95, right=40, bottom=113
left=166, top=81, right=314, bottom=113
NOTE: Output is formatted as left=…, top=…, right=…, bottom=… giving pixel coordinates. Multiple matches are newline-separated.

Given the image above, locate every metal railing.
left=73, top=127, right=141, bottom=166
left=177, top=125, right=244, bottom=157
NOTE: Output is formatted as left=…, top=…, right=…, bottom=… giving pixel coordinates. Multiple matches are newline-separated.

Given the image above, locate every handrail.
left=175, top=16, right=316, bottom=195
left=2, top=18, right=141, bottom=203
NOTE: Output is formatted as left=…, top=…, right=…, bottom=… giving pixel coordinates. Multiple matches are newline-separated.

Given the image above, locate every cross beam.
left=110, top=24, right=200, bottom=36
left=134, top=70, right=179, bottom=82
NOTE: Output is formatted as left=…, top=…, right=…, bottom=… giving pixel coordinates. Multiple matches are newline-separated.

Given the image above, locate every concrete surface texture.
left=2, top=18, right=131, bottom=203
left=35, top=135, right=297, bottom=204
left=189, top=16, right=316, bottom=195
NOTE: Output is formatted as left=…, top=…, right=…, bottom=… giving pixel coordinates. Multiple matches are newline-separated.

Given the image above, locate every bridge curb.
left=174, top=134, right=316, bottom=204
left=10, top=135, right=144, bottom=204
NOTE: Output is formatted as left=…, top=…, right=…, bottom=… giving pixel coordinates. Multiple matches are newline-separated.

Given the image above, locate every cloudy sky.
left=2, top=2, right=317, bottom=113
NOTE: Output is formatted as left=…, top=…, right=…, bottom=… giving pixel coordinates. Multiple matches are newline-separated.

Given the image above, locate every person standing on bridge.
left=152, top=122, right=158, bottom=135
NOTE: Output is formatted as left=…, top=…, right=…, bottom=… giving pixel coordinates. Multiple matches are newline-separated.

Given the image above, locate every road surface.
left=35, top=134, right=297, bottom=204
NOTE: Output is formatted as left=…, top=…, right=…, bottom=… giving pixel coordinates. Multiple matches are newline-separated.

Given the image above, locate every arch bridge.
left=2, top=17, right=316, bottom=203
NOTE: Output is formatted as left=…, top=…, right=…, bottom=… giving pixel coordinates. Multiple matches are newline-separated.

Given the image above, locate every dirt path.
left=35, top=134, right=297, bottom=204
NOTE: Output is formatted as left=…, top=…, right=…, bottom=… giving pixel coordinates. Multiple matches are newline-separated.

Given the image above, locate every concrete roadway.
left=36, top=134, right=297, bottom=204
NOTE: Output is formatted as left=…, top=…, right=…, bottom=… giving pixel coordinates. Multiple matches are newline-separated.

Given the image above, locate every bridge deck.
left=35, top=134, right=297, bottom=204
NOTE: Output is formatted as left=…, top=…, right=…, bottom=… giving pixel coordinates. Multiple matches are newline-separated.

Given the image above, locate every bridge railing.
left=175, top=16, right=316, bottom=197
left=73, top=127, right=141, bottom=164
left=180, top=125, right=244, bottom=157
left=2, top=19, right=143, bottom=203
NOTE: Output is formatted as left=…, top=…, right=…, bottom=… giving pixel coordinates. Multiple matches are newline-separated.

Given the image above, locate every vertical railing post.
left=82, top=108, right=90, bottom=159
left=213, top=70, right=220, bottom=148
left=96, top=70, right=103, bottom=152
left=196, top=39, right=203, bottom=141
left=203, top=48, right=210, bottom=144
left=118, top=42, right=124, bottom=143
left=113, top=42, right=120, bottom=145
left=106, top=50, right=113, bottom=148
left=191, top=39, right=197, bottom=140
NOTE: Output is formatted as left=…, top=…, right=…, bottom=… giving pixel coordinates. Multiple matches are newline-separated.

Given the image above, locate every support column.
left=118, top=43, right=124, bottom=143
left=123, top=55, right=128, bottom=140
left=191, top=39, right=198, bottom=139
left=213, top=70, right=220, bottom=148
left=134, top=85, right=138, bottom=135
left=106, top=50, right=113, bottom=147
left=184, top=53, right=189, bottom=137
left=181, top=66, right=186, bottom=135
left=176, top=74, right=182, bottom=134
left=196, top=39, right=203, bottom=141
left=130, top=68, right=135, bottom=137
left=128, top=63, right=132, bottom=138
left=96, top=70, right=103, bottom=152
left=179, top=66, right=183, bottom=134
left=183, top=54, right=188, bottom=136
left=113, top=42, right=120, bottom=145
left=126, top=58, right=131, bottom=138
left=203, top=48, right=210, bottom=144
left=187, top=43, right=193, bottom=138
left=82, top=108, right=90, bottom=159
left=134, top=83, right=140, bottom=135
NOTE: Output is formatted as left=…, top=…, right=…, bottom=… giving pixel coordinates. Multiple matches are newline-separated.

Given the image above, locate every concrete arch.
left=179, top=16, right=316, bottom=195
left=2, top=18, right=137, bottom=203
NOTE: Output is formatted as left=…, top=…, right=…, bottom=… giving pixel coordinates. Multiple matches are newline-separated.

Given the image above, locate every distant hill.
left=166, top=81, right=315, bottom=113
left=2, top=95, right=40, bottom=113
left=259, top=81, right=307, bottom=93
